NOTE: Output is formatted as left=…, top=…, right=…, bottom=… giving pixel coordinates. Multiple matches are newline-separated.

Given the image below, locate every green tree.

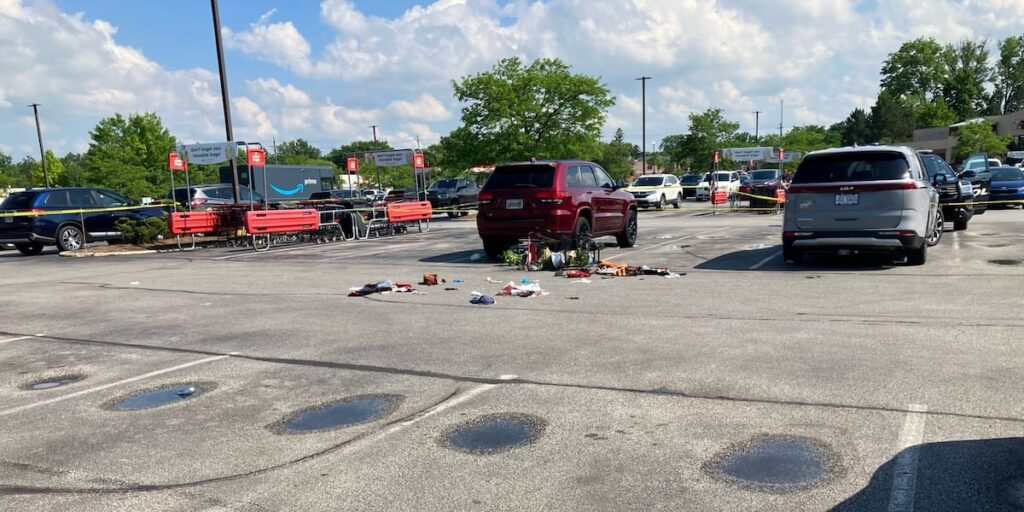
left=953, top=120, right=1012, bottom=161
left=992, top=34, right=1024, bottom=114
left=84, top=112, right=177, bottom=201
left=275, top=138, right=325, bottom=164
left=326, top=140, right=393, bottom=168
left=941, top=39, right=992, bottom=120
left=662, top=108, right=740, bottom=172
left=880, top=37, right=947, bottom=99
left=781, top=125, right=833, bottom=154
left=440, top=57, right=614, bottom=168
left=840, top=108, right=871, bottom=146
left=597, top=128, right=634, bottom=180
left=32, top=149, right=64, bottom=187
left=60, top=152, right=87, bottom=187
left=869, top=92, right=917, bottom=143
left=909, top=96, right=957, bottom=128
left=0, top=152, right=13, bottom=189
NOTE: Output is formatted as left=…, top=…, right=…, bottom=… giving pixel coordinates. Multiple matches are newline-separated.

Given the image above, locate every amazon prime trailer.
left=223, top=164, right=335, bottom=202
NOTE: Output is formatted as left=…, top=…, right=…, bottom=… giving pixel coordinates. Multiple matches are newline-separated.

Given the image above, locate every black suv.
left=307, top=190, right=370, bottom=210
left=919, top=152, right=974, bottom=230
left=0, top=187, right=165, bottom=254
left=426, top=178, right=480, bottom=218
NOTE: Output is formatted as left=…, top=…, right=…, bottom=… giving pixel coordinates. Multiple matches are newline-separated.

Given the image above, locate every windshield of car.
left=792, top=152, right=910, bottom=184
left=485, top=164, right=556, bottom=189
left=964, top=158, right=987, bottom=171
left=920, top=156, right=951, bottom=178
left=991, top=168, right=1024, bottom=181
left=715, top=172, right=732, bottom=181
left=633, top=177, right=664, bottom=187
left=751, top=170, right=777, bottom=180
left=429, top=179, right=458, bottom=191
left=681, top=175, right=701, bottom=184
left=0, top=192, right=34, bottom=210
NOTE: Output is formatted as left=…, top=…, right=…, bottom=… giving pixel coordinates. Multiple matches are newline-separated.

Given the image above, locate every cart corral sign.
left=722, top=147, right=774, bottom=162
left=177, top=142, right=237, bottom=164
left=371, top=150, right=412, bottom=168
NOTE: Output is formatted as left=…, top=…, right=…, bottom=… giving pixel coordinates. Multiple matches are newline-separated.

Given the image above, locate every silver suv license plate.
left=506, top=198, right=523, bottom=209
left=835, top=193, right=859, bottom=206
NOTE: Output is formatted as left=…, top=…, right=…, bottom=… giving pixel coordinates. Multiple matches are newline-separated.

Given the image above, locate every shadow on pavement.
left=831, top=437, right=1024, bottom=511
left=696, top=246, right=897, bottom=272
left=419, top=249, right=494, bottom=264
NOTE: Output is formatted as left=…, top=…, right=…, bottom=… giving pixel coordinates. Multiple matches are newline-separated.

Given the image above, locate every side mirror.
left=959, top=170, right=977, bottom=179
left=933, top=174, right=948, bottom=185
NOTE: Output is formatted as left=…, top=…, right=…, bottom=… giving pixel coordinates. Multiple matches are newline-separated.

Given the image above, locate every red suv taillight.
left=536, top=190, right=568, bottom=204
left=478, top=192, right=494, bottom=205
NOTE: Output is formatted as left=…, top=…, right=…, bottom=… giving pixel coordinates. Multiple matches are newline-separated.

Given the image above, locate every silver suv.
left=782, top=146, right=942, bottom=265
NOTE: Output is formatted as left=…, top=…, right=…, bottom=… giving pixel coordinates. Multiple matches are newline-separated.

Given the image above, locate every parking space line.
left=0, top=354, right=234, bottom=417
left=749, top=251, right=781, bottom=270
left=0, top=335, right=39, bottom=345
left=603, top=227, right=731, bottom=261
left=888, top=403, right=928, bottom=512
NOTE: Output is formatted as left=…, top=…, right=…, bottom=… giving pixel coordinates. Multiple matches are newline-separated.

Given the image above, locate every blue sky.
left=2, top=0, right=1023, bottom=161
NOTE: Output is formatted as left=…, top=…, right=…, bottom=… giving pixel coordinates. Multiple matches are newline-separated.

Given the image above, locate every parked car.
left=476, top=160, right=637, bottom=260
left=783, top=146, right=942, bottom=265
left=0, top=187, right=166, bottom=254
left=988, top=166, right=1024, bottom=207
left=307, top=189, right=370, bottom=209
left=680, top=174, right=701, bottom=198
left=169, top=184, right=264, bottom=210
left=919, top=151, right=974, bottom=230
left=427, top=178, right=480, bottom=218
left=746, top=169, right=787, bottom=208
left=959, top=154, right=994, bottom=214
left=695, top=171, right=741, bottom=200
left=625, top=174, right=683, bottom=209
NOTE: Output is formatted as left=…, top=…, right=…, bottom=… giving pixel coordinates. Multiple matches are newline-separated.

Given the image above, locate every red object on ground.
left=168, top=211, right=217, bottom=235
left=565, top=270, right=591, bottom=278
left=711, top=189, right=729, bottom=205
left=245, top=209, right=319, bottom=234
left=386, top=201, right=432, bottom=223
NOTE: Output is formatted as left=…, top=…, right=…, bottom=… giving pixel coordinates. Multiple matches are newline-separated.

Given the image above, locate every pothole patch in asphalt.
left=20, top=374, right=85, bottom=391
left=703, top=435, right=841, bottom=492
left=106, top=383, right=210, bottom=411
left=272, top=394, right=403, bottom=434
left=440, top=413, right=546, bottom=455
left=989, top=259, right=1023, bottom=266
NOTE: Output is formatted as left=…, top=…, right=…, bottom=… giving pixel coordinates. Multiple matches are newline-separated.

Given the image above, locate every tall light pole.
left=28, top=103, right=49, bottom=188
left=753, top=110, right=762, bottom=144
left=210, top=0, right=240, bottom=203
left=370, top=125, right=381, bottom=191
left=636, top=76, right=651, bottom=175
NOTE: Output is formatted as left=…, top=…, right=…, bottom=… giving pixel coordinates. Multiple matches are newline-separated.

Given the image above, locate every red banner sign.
left=713, top=151, right=720, bottom=164
left=346, top=157, right=359, bottom=174
left=247, top=148, right=266, bottom=167
left=779, top=148, right=785, bottom=162
left=168, top=152, right=186, bottom=171
left=413, top=153, right=425, bottom=169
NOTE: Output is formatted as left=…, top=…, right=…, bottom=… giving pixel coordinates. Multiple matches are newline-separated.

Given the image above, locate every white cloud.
left=388, top=93, right=451, bottom=122
left=247, top=78, right=312, bottom=107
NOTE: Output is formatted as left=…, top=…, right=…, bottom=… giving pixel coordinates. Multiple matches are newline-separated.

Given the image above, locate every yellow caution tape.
left=0, top=203, right=176, bottom=219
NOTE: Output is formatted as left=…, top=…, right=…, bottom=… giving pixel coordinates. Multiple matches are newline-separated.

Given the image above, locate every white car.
left=625, top=174, right=684, bottom=209
left=695, top=171, right=741, bottom=200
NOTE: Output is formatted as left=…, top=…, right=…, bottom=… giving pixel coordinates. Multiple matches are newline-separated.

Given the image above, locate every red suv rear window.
left=485, top=164, right=556, bottom=189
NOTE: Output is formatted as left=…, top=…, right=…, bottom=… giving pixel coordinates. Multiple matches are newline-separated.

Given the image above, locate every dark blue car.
left=0, top=187, right=166, bottom=255
left=988, top=166, right=1024, bottom=207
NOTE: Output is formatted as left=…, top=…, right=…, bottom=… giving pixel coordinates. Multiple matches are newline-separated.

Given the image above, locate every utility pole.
left=370, top=125, right=381, bottom=191
left=210, top=0, right=240, bottom=203
left=753, top=110, right=762, bottom=144
left=779, top=99, right=784, bottom=138
left=28, top=103, right=49, bottom=188
left=636, top=76, right=651, bottom=175
left=416, top=135, right=421, bottom=150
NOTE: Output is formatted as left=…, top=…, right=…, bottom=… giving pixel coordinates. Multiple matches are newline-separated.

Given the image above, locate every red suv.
left=476, top=160, right=638, bottom=259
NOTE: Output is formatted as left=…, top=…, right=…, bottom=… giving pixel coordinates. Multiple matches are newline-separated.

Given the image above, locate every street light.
left=636, top=76, right=651, bottom=175
left=28, top=103, right=49, bottom=188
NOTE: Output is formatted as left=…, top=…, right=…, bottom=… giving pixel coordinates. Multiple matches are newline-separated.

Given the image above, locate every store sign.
left=167, top=152, right=186, bottom=171
left=246, top=148, right=266, bottom=167
left=178, top=142, right=236, bottom=164
left=371, top=150, right=411, bottom=168
left=346, top=157, right=359, bottom=173
left=723, top=147, right=773, bottom=161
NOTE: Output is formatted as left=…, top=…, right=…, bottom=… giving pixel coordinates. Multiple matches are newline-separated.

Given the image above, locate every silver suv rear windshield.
left=486, top=164, right=556, bottom=189
left=793, top=152, right=910, bottom=184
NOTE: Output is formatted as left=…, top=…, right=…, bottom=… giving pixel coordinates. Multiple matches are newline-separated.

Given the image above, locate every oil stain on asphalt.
left=703, top=435, right=841, bottom=492
left=21, top=374, right=85, bottom=390
left=109, top=383, right=207, bottom=411
left=274, top=394, right=403, bottom=434
left=441, top=413, right=546, bottom=454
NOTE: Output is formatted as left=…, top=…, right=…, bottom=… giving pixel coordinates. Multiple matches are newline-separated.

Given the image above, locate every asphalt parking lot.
left=2, top=205, right=1023, bottom=511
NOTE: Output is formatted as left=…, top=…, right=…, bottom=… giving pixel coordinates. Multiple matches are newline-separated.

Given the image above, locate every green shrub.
left=115, top=215, right=169, bottom=245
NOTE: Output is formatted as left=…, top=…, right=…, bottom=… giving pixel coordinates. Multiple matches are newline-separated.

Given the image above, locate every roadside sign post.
left=246, top=147, right=267, bottom=211
left=712, top=151, right=720, bottom=215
